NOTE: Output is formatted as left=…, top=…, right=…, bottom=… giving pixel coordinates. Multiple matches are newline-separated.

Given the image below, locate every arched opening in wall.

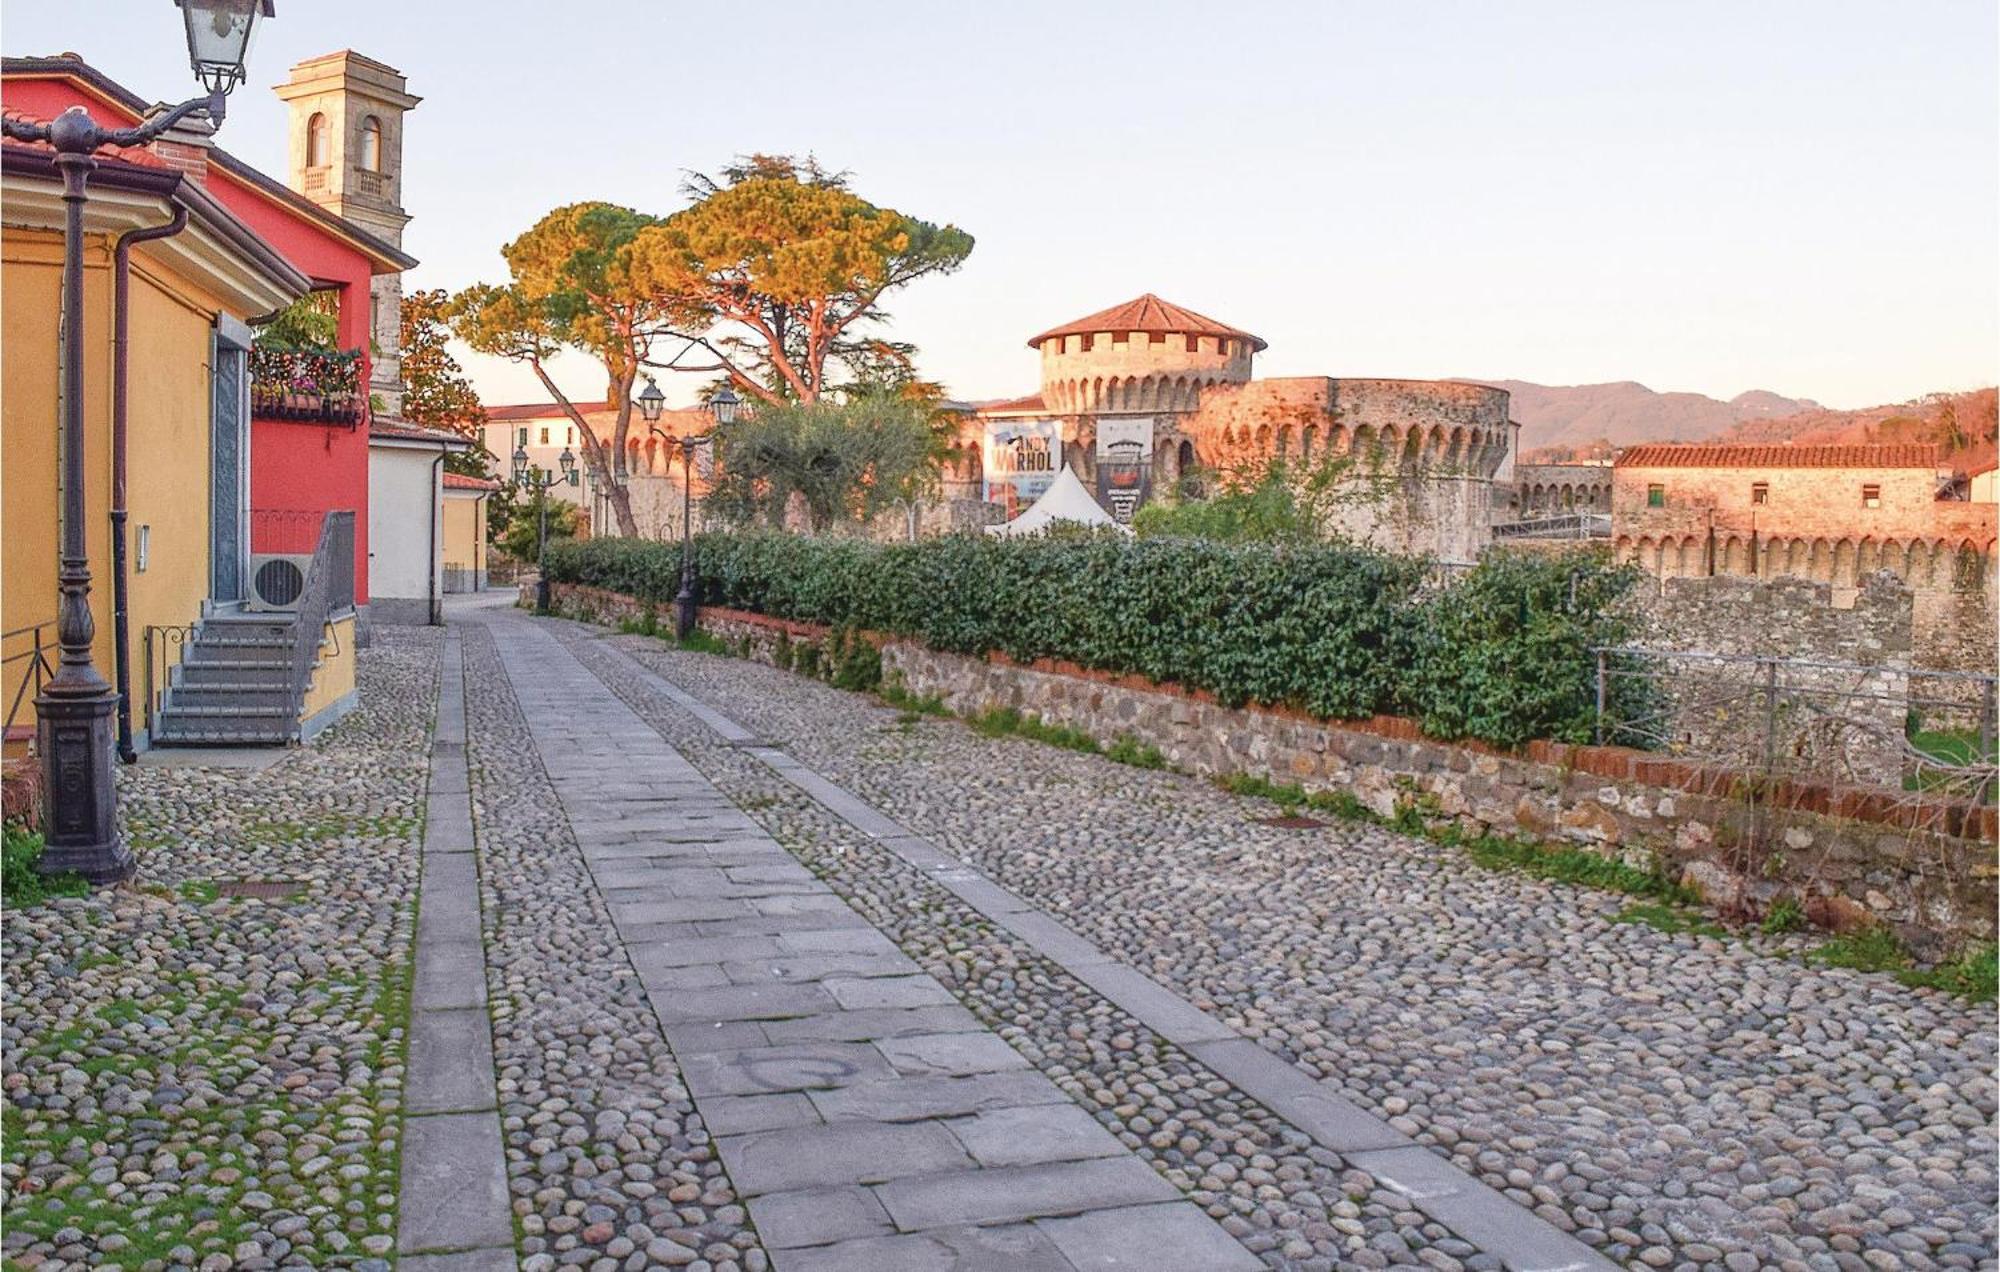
left=1255, top=424, right=1272, bottom=454
left=1648, top=539, right=1667, bottom=573
left=1445, top=427, right=1465, bottom=471
left=1614, top=536, right=1635, bottom=564
left=1807, top=538, right=1832, bottom=581
left=1352, top=425, right=1376, bottom=468
left=1879, top=538, right=1904, bottom=580
left=1678, top=537, right=1701, bottom=576
left=1425, top=425, right=1446, bottom=467
left=1327, top=424, right=1347, bottom=456
left=307, top=111, right=329, bottom=167
left=643, top=437, right=660, bottom=475
left=1177, top=439, right=1196, bottom=483
left=1857, top=537, right=1880, bottom=580
left=1779, top=538, right=1803, bottom=577
left=1831, top=539, right=1857, bottom=587
left=360, top=116, right=383, bottom=172
left=1300, top=425, right=1317, bottom=461
left=1722, top=536, right=1747, bottom=574
left=1276, top=426, right=1291, bottom=459
left=1400, top=426, right=1422, bottom=473
left=1954, top=541, right=1983, bottom=591
left=1561, top=486, right=1575, bottom=510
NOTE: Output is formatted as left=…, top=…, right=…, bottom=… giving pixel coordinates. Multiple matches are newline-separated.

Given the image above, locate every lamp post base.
left=35, top=689, right=133, bottom=885
left=674, top=588, right=696, bottom=641
left=536, top=577, right=553, bottom=616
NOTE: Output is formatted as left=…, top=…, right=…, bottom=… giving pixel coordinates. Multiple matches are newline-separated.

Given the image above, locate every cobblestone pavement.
left=581, top=624, right=1999, bottom=1272
left=471, top=609, right=1270, bottom=1271
left=525, top=614, right=1587, bottom=1272
left=2, top=625, right=440, bottom=1271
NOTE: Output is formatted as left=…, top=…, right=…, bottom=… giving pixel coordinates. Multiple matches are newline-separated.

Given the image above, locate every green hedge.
left=546, top=532, right=1645, bottom=748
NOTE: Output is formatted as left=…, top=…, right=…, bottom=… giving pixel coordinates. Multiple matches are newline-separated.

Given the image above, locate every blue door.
left=210, top=319, right=252, bottom=604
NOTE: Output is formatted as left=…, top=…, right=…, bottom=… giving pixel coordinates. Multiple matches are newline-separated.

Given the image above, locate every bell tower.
left=273, top=51, right=421, bottom=417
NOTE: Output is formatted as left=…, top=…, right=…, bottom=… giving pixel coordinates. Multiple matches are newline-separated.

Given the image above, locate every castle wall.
left=1038, top=330, right=1251, bottom=414
left=1515, top=463, right=1613, bottom=516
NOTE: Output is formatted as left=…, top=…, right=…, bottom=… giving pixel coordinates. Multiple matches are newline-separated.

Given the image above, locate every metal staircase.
left=149, top=511, right=354, bottom=748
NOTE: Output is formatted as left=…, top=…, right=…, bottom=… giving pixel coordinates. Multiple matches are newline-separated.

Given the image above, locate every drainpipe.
left=111, top=204, right=190, bottom=762
left=428, top=449, right=446, bottom=624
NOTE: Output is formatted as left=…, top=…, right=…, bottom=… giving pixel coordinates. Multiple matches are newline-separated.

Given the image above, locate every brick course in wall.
left=547, top=581, right=1997, bottom=956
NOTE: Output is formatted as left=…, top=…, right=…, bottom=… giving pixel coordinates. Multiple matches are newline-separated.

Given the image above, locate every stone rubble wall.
left=545, top=581, right=1997, bottom=955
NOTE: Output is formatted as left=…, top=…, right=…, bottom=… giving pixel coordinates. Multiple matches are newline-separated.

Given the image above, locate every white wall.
left=368, top=443, right=443, bottom=619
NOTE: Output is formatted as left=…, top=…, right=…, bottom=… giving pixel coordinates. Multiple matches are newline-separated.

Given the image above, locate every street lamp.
left=636, top=381, right=741, bottom=640
left=514, top=444, right=578, bottom=615
left=3, top=0, right=272, bottom=886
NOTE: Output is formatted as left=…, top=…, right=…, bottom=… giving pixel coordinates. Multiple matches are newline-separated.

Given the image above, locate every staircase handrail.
left=285, top=511, right=356, bottom=720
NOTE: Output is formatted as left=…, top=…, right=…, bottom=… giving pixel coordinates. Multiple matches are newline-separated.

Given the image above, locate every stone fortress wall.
left=944, top=295, right=1516, bottom=561
left=1513, top=463, right=1613, bottom=516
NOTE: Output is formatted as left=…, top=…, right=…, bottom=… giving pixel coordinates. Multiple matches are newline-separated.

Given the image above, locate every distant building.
left=478, top=402, right=712, bottom=541
left=948, top=295, right=1520, bottom=563
left=1611, top=442, right=1996, bottom=673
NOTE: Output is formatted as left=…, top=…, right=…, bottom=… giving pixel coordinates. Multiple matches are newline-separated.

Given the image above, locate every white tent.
left=986, top=466, right=1132, bottom=537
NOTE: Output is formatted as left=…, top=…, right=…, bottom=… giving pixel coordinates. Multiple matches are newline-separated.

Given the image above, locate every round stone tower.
left=1031, top=294, right=1263, bottom=415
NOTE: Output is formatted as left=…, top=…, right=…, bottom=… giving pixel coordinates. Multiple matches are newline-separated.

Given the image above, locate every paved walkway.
left=477, top=609, right=1266, bottom=1271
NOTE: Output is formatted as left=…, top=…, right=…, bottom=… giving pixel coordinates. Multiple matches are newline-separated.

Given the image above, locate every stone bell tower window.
left=360, top=116, right=383, bottom=172
left=306, top=111, right=329, bottom=167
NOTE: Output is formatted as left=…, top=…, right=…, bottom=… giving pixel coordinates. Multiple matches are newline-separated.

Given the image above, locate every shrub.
left=544, top=533, right=1640, bottom=751
left=3, top=822, right=88, bottom=908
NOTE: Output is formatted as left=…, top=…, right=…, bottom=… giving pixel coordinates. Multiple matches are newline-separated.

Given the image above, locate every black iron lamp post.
left=635, top=379, right=739, bottom=639
left=3, top=0, right=273, bottom=886
left=513, top=445, right=578, bottom=615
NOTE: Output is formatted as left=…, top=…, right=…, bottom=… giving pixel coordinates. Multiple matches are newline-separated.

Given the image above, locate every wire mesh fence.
left=1595, top=647, right=1998, bottom=806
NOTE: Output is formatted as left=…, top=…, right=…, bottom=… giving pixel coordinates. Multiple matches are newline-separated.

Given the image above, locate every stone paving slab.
left=1037, top=1201, right=1267, bottom=1271
left=480, top=615, right=1263, bottom=1269
left=873, top=1156, right=1182, bottom=1230
left=719, top=1119, right=976, bottom=1195
left=406, top=1006, right=499, bottom=1115
left=780, top=1223, right=1071, bottom=1272
left=397, top=632, right=512, bottom=1263
left=748, top=1185, right=898, bottom=1250
left=680, top=1040, right=898, bottom=1097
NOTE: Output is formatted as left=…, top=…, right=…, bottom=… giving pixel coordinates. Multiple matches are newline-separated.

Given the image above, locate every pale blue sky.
left=11, top=1, right=1996, bottom=410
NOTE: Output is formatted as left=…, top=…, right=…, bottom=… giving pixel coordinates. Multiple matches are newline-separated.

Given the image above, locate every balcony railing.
left=250, top=344, right=365, bottom=428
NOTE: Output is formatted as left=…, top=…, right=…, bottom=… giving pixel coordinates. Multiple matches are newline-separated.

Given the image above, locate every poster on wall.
left=983, top=418, right=1062, bottom=519
left=1095, top=417, right=1154, bottom=523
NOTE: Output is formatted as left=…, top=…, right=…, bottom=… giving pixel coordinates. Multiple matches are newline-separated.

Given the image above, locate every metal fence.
left=3, top=620, right=54, bottom=741
left=1492, top=512, right=1612, bottom=540
left=1595, top=646, right=1998, bottom=805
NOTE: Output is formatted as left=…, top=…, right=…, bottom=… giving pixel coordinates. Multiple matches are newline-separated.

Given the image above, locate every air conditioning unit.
left=247, top=554, right=314, bottom=610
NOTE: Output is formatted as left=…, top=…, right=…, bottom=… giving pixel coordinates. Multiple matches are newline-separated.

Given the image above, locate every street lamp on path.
left=4, top=0, right=273, bottom=885
left=513, top=445, right=578, bottom=615
left=636, top=380, right=739, bottom=640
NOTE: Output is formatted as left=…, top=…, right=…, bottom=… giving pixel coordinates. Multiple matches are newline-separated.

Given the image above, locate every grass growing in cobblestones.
left=2, top=824, right=88, bottom=908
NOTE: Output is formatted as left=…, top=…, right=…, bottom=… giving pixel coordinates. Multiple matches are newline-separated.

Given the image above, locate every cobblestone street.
left=4, top=602, right=1994, bottom=1272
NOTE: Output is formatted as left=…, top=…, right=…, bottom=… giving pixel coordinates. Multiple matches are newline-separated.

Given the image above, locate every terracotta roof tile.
left=483, top=400, right=611, bottom=421
left=972, top=392, right=1047, bottom=414
left=1613, top=443, right=1941, bottom=470
left=442, top=471, right=499, bottom=491
left=1028, top=293, right=1266, bottom=352
left=371, top=419, right=471, bottom=447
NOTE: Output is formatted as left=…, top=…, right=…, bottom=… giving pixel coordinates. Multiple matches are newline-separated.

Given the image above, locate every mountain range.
left=1464, top=379, right=1822, bottom=455
left=1474, top=380, right=1997, bottom=467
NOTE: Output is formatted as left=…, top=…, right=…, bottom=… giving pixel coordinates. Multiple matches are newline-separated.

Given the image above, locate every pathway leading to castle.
left=449, top=598, right=1606, bottom=1271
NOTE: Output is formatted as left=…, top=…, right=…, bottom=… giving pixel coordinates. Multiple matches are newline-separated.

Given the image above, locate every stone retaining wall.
left=547, top=581, right=1997, bottom=955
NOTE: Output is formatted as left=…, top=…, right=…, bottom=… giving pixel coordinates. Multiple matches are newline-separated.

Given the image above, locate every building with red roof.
left=946, top=294, right=1517, bottom=559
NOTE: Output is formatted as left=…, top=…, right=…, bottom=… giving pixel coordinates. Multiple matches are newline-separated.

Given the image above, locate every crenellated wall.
left=1038, top=330, right=1253, bottom=415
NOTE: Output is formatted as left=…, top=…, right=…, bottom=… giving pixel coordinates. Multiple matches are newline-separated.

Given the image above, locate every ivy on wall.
left=545, top=532, right=1647, bottom=748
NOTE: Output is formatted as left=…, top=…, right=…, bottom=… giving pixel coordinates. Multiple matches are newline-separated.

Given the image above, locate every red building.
left=4, top=55, right=416, bottom=609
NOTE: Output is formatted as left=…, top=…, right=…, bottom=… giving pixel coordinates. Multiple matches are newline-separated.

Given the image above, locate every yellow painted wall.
left=299, top=613, right=356, bottom=725
left=2, top=228, right=226, bottom=739
left=442, top=490, right=487, bottom=579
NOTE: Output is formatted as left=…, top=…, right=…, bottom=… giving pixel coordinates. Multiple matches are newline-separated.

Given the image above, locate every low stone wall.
left=547, top=581, right=1997, bottom=954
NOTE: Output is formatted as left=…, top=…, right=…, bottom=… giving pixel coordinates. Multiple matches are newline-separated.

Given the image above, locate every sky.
left=9, top=0, right=1996, bottom=411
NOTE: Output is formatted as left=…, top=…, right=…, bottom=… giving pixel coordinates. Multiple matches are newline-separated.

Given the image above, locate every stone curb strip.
left=396, top=631, right=515, bottom=1271
left=604, top=637, right=1614, bottom=1272
left=486, top=615, right=1263, bottom=1272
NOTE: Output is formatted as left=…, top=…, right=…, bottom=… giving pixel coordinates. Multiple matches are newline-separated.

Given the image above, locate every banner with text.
left=1095, top=417, right=1154, bottom=523
left=983, top=418, right=1063, bottom=519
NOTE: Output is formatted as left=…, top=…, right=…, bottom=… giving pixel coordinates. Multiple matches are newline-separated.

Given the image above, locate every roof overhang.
left=1, top=145, right=309, bottom=315
left=4, top=56, right=418, bottom=276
